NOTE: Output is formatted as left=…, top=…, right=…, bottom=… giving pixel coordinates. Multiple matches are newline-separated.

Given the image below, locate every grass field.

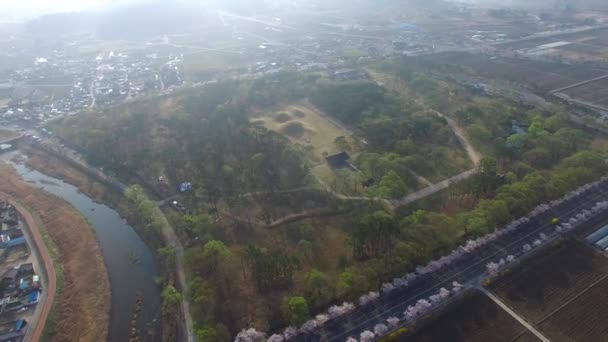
left=252, top=103, right=364, bottom=189
left=253, top=104, right=353, bottom=161
left=403, top=291, right=533, bottom=342
left=489, top=240, right=608, bottom=323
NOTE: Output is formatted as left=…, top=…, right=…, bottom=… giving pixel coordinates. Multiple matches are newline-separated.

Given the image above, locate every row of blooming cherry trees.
left=235, top=176, right=608, bottom=342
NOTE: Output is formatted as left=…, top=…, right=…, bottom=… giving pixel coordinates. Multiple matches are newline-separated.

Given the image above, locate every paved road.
left=3, top=197, right=57, bottom=342
left=289, top=178, right=608, bottom=342
left=479, top=288, right=550, bottom=342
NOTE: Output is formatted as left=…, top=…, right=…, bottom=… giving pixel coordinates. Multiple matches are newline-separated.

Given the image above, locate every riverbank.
left=0, top=162, right=110, bottom=341
left=23, top=148, right=175, bottom=341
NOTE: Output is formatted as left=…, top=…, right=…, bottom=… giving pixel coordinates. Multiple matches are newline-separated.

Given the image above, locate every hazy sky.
left=0, top=0, right=139, bottom=21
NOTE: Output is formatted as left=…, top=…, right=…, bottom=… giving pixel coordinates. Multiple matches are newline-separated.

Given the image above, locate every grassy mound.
left=274, top=112, right=293, bottom=123
left=281, top=121, right=306, bottom=139
left=292, top=110, right=306, bottom=118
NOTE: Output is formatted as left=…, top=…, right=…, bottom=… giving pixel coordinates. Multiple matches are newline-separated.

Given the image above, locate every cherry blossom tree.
left=283, top=327, right=297, bottom=340
left=328, top=302, right=355, bottom=318
left=360, top=330, right=375, bottom=342
left=235, top=328, right=265, bottom=342
left=374, top=323, right=389, bottom=336
left=299, top=320, right=317, bottom=334
left=387, top=317, right=400, bottom=328
left=268, top=334, right=284, bottom=342
left=486, top=261, right=499, bottom=275
left=359, top=292, right=379, bottom=306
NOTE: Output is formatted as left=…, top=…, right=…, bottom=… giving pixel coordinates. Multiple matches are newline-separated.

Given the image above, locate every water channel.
left=2, top=152, right=161, bottom=341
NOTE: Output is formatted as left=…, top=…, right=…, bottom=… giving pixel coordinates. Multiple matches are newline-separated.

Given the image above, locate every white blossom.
left=392, top=277, right=408, bottom=288
left=315, top=314, right=329, bottom=326
left=235, top=328, right=265, bottom=342
left=328, top=302, right=355, bottom=318
left=387, top=317, right=400, bottom=328
left=283, top=327, right=297, bottom=340
left=359, top=292, right=379, bottom=306
left=268, top=334, right=284, bottom=342
left=381, top=282, right=395, bottom=293
left=300, top=320, right=317, bottom=333
left=486, top=261, right=499, bottom=275
left=374, top=323, right=389, bottom=336
left=360, top=331, right=375, bottom=342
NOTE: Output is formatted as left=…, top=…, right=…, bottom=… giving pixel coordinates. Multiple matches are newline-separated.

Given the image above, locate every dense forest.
left=55, top=68, right=608, bottom=340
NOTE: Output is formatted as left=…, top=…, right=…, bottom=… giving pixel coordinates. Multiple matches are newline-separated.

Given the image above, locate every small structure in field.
left=326, top=152, right=355, bottom=170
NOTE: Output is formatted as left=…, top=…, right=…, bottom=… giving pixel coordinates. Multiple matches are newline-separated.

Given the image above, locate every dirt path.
left=433, top=110, right=481, bottom=166
left=153, top=205, right=196, bottom=342
left=1, top=196, right=56, bottom=342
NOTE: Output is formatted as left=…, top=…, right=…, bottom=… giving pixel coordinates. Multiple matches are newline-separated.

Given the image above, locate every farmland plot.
left=403, top=291, right=531, bottom=342
left=538, top=276, right=608, bottom=342
left=489, top=240, right=608, bottom=323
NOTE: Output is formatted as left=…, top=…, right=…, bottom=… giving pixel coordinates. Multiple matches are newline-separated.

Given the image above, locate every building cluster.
left=0, top=50, right=183, bottom=129
left=0, top=201, right=44, bottom=342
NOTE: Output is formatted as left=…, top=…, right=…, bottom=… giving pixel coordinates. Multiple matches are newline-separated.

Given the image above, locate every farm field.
left=414, top=52, right=608, bottom=92
left=488, top=239, right=608, bottom=323
left=537, top=276, right=608, bottom=342
left=559, top=76, right=608, bottom=109
left=401, top=291, right=534, bottom=342
left=513, top=332, right=544, bottom=342
left=498, top=28, right=608, bottom=50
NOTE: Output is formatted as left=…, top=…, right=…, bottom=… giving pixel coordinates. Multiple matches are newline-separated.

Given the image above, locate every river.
left=2, top=152, right=161, bottom=341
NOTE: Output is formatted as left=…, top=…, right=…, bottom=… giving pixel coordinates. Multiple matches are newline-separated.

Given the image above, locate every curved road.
left=2, top=196, right=57, bottom=342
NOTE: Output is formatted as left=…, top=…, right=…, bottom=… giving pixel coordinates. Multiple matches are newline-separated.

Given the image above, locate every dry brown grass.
left=0, top=162, right=110, bottom=342
left=25, top=150, right=108, bottom=201
left=0, top=128, right=18, bottom=141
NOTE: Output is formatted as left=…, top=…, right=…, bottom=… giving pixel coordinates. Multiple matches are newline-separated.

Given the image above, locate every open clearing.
left=252, top=104, right=352, bottom=161
left=488, top=239, right=608, bottom=323
left=252, top=103, right=362, bottom=188
left=403, top=291, right=536, bottom=342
